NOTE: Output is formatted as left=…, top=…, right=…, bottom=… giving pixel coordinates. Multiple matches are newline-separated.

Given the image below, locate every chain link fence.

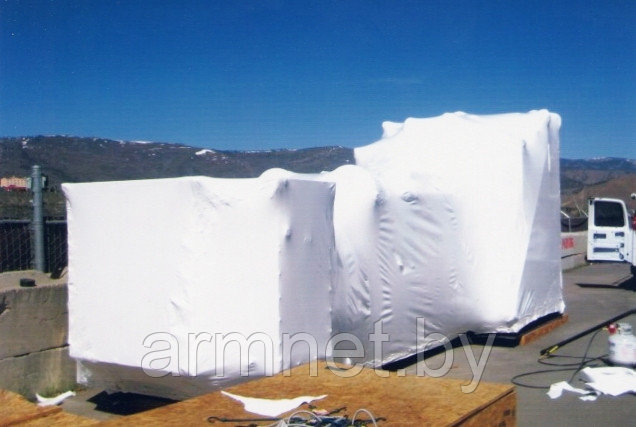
left=0, top=220, right=32, bottom=272
left=44, top=220, right=68, bottom=275
left=560, top=216, right=588, bottom=232
left=0, top=166, right=68, bottom=274
left=0, top=219, right=68, bottom=274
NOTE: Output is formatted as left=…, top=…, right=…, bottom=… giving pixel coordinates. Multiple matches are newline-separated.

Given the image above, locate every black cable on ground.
left=514, top=309, right=636, bottom=390
left=539, top=308, right=636, bottom=357
left=568, top=329, right=603, bottom=383
left=511, top=367, right=581, bottom=390
left=511, top=328, right=606, bottom=390
left=538, top=354, right=606, bottom=367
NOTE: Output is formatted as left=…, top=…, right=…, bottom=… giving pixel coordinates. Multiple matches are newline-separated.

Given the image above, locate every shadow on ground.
left=577, top=273, right=636, bottom=291
left=87, top=391, right=176, bottom=416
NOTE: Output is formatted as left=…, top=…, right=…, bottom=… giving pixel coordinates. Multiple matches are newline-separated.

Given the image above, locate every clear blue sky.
left=1, top=1, right=634, bottom=159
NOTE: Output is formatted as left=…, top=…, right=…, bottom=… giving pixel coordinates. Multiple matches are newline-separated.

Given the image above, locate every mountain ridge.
left=0, top=135, right=354, bottom=186
left=1, top=136, right=634, bottom=216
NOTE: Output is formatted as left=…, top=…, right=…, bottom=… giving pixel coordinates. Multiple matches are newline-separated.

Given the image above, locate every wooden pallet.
left=469, top=313, right=569, bottom=347
left=107, top=361, right=516, bottom=426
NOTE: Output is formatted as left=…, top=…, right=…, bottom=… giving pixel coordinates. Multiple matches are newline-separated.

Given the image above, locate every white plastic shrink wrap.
left=352, top=110, right=564, bottom=364
left=64, top=110, right=565, bottom=393
left=63, top=176, right=336, bottom=399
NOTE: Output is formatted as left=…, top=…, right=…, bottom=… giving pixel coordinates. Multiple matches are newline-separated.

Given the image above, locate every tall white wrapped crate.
left=354, top=110, right=564, bottom=348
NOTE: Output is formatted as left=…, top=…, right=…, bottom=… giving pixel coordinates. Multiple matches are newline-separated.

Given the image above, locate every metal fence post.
left=32, top=165, right=45, bottom=271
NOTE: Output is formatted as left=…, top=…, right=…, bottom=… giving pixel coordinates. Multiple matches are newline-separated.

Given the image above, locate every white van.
left=587, top=197, right=636, bottom=274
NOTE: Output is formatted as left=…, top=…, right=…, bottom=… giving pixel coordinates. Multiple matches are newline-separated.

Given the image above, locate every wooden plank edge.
left=452, top=389, right=516, bottom=427
left=519, top=314, right=569, bottom=346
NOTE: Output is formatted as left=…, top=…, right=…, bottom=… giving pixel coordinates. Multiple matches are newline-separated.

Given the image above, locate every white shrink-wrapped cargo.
left=353, top=110, right=564, bottom=358
left=63, top=175, right=336, bottom=399
left=64, top=109, right=565, bottom=385
left=263, top=110, right=565, bottom=367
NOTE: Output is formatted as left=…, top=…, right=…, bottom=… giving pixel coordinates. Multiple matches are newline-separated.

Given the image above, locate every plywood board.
left=109, top=362, right=515, bottom=426
left=0, top=389, right=96, bottom=426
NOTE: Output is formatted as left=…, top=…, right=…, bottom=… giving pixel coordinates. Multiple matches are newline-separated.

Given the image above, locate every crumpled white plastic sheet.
left=221, top=391, right=327, bottom=417
left=547, top=366, right=636, bottom=401
left=35, top=391, right=76, bottom=407
left=580, top=366, right=636, bottom=397
left=546, top=381, right=597, bottom=401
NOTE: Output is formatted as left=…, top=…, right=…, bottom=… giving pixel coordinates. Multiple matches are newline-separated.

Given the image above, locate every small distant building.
left=1, top=176, right=28, bottom=191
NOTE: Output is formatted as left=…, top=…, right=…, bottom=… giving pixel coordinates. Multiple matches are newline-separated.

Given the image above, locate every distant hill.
left=560, top=157, right=636, bottom=194
left=0, top=135, right=354, bottom=218
left=561, top=174, right=636, bottom=216
left=0, top=135, right=634, bottom=218
left=559, top=157, right=636, bottom=216
left=0, top=136, right=354, bottom=187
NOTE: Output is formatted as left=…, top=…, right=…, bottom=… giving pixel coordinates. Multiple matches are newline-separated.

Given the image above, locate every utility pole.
left=31, top=165, right=45, bottom=271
